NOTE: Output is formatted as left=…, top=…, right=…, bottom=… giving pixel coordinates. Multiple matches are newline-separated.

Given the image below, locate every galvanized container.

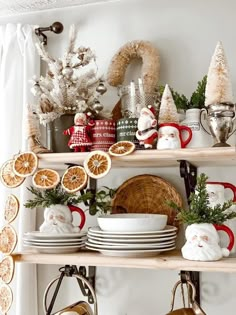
left=46, top=114, right=74, bottom=153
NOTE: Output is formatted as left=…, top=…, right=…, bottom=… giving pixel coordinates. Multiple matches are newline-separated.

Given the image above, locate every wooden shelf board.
left=12, top=250, right=236, bottom=272
left=38, top=147, right=236, bottom=169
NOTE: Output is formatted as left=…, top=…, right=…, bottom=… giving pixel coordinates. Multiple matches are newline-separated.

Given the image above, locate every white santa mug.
left=157, top=123, right=192, bottom=150
left=206, top=181, right=236, bottom=206
left=182, top=223, right=234, bottom=261
left=39, top=204, right=86, bottom=234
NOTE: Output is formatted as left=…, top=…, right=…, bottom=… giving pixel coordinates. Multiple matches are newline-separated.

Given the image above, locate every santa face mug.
left=156, top=123, right=192, bottom=150
left=182, top=223, right=235, bottom=261
left=206, top=181, right=236, bottom=206
left=39, top=204, right=86, bottom=234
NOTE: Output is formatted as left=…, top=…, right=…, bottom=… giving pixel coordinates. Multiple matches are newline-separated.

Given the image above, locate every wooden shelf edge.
left=37, top=147, right=236, bottom=169
left=12, top=250, right=236, bottom=272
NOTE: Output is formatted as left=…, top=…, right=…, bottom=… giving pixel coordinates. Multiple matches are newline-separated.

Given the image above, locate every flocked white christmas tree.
left=205, top=41, right=233, bottom=107
left=158, top=84, right=179, bottom=124
left=30, top=25, right=108, bottom=125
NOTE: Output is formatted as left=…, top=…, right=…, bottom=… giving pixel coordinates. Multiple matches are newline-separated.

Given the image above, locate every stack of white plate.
left=23, top=231, right=87, bottom=254
left=86, top=226, right=177, bottom=257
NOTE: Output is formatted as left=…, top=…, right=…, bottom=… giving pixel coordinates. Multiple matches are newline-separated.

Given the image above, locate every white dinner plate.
left=86, top=246, right=176, bottom=257
left=85, top=241, right=175, bottom=250
left=87, top=234, right=177, bottom=242
left=23, top=243, right=84, bottom=254
left=23, top=237, right=87, bottom=243
left=87, top=238, right=175, bottom=247
left=88, top=225, right=177, bottom=236
left=24, top=231, right=87, bottom=239
left=24, top=240, right=85, bottom=247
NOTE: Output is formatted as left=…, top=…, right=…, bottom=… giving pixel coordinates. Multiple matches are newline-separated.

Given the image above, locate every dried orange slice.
left=0, top=283, right=13, bottom=313
left=13, top=151, right=38, bottom=177
left=32, top=169, right=60, bottom=189
left=4, top=194, right=19, bottom=223
left=109, top=141, right=135, bottom=156
left=0, top=159, right=25, bottom=188
left=84, top=150, right=111, bottom=179
left=61, top=166, right=88, bottom=193
left=0, top=225, right=17, bottom=255
left=0, top=256, right=14, bottom=284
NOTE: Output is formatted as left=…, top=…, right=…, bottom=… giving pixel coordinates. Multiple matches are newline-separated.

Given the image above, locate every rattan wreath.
left=107, top=40, right=160, bottom=93
left=111, top=174, right=183, bottom=227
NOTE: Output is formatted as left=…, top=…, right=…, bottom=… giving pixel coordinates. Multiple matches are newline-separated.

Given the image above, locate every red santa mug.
left=157, top=123, right=192, bottom=150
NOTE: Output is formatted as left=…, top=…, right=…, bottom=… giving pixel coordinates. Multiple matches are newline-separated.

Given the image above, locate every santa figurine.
left=39, top=205, right=80, bottom=234
left=63, top=112, right=95, bottom=152
left=136, top=105, right=158, bottom=149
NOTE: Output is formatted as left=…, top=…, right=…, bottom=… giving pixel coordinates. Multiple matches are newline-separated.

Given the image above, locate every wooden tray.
left=111, top=174, right=183, bottom=227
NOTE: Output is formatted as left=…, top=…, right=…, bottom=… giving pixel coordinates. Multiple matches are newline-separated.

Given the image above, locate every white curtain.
left=0, top=24, right=40, bottom=315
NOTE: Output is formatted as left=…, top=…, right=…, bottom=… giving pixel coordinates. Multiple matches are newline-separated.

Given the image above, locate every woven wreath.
left=107, top=40, right=160, bottom=93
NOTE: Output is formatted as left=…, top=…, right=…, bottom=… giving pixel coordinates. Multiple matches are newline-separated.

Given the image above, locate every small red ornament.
left=63, top=112, right=95, bottom=152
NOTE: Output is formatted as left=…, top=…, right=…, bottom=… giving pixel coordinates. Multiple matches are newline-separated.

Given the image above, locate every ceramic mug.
left=206, top=181, right=236, bottom=206
left=39, top=204, right=86, bottom=234
left=157, top=123, right=192, bottom=150
left=182, top=223, right=234, bottom=261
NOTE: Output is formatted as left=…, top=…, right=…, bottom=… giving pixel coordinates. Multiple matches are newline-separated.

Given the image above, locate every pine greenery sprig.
left=24, top=184, right=116, bottom=215
left=169, top=173, right=236, bottom=225
left=189, top=75, right=207, bottom=109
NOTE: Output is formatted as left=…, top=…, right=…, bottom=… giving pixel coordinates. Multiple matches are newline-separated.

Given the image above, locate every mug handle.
left=207, top=181, right=236, bottom=202
left=178, top=125, right=193, bottom=148
left=200, top=108, right=211, bottom=135
left=214, top=224, right=234, bottom=251
left=68, top=205, right=86, bottom=230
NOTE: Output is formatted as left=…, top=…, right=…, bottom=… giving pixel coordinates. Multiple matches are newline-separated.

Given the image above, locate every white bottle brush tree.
left=30, top=24, right=109, bottom=126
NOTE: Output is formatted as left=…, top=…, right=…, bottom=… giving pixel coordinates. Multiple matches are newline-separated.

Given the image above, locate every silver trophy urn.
left=202, top=103, right=236, bottom=147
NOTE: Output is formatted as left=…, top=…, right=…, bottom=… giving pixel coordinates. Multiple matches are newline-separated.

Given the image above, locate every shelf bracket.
left=179, top=160, right=197, bottom=203
left=179, top=162, right=200, bottom=305
left=46, top=265, right=96, bottom=315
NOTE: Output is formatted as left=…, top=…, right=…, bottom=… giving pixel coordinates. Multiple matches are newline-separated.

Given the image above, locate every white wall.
left=1, top=0, right=236, bottom=314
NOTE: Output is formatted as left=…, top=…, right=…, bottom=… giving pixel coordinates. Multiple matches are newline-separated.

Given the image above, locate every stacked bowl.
left=86, top=214, right=177, bottom=257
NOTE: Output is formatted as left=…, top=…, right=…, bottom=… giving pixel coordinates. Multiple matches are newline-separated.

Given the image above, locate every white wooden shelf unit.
left=14, top=147, right=236, bottom=272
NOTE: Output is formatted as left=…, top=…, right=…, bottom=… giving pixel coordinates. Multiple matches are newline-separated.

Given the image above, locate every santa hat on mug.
left=140, top=105, right=156, bottom=119
left=158, top=84, right=179, bottom=124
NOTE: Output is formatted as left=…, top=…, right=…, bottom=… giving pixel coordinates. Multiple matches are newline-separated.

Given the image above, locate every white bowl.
left=97, top=214, right=168, bottom=232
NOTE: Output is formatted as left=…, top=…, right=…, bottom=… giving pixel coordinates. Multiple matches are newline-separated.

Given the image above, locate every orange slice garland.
left=0, top=256, right=14, bottom=284
left=108, top=141, right=135, bottom=156
left=0, top=160, right=25, bottom=188
left=84, top=150, right=111, bottom=179
left=61, top=166, right=88, bottom=193
left=13, top=151, right=38, bottom=177
left=4, top=194, right=20, bottom=223
left=32, top=169, right=60, bottom=189
left=0, top=225, right=17, bottom=255
left=0, top=283, right=13, bottom=314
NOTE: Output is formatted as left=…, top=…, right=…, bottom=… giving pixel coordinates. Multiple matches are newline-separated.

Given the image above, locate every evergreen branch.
left=169, top=173, right=236, bottom=225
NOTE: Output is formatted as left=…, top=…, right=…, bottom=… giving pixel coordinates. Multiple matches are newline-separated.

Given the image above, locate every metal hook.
left=35, top=21, right=64, bottom=45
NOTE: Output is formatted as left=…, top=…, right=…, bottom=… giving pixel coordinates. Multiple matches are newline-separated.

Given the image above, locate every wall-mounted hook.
left=35, top=21, right=64, bottom=45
